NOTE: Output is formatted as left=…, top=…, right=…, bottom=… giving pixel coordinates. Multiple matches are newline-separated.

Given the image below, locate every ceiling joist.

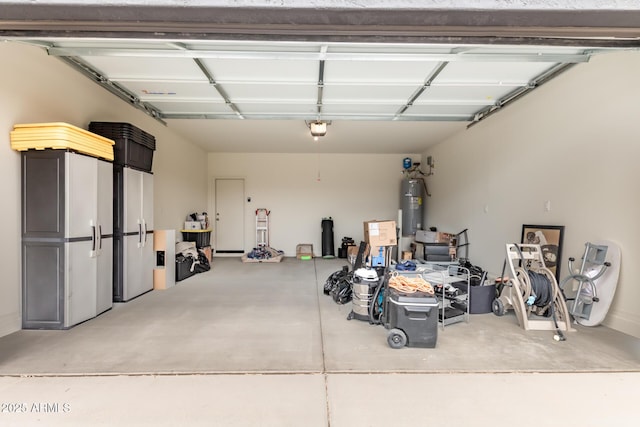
left=44, top=47, right=592, bottom=64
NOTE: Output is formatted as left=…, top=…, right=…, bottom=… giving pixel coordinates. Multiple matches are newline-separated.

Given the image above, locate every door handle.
left=143, top=220, right=148, bottom=246
left=89, top=224, right=97, bottom=258
left=98, top=224, right=103, bottom=250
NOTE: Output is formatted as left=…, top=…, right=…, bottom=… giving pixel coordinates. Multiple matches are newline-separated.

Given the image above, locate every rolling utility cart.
left=432, top=264, right=471, bottom=328
left=390, top=263, right=471, bottom=330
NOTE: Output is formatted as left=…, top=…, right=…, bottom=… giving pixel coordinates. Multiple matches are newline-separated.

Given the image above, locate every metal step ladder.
left=255, top=208, right=270, bottom=248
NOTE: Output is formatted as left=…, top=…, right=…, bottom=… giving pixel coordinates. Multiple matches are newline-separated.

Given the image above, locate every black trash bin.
left=469, top=284, right=497, bottom=314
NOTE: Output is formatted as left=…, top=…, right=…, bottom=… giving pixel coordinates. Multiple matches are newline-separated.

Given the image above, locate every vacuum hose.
left=368, top=270, right=387, bottom=325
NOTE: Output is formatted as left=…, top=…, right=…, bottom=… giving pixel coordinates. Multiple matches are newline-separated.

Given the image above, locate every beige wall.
left=0, top=42, right=208, bottom=337
left=422, top=50, right=640, bottom=338
left=208, top=153, right=419, bottom=256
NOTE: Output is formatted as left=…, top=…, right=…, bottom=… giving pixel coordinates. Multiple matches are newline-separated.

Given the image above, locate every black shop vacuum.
left=347, top=267, right=386, bottom=322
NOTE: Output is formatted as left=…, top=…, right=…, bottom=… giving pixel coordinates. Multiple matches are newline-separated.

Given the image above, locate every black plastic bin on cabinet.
left=88, top=122, right=156, bottom=172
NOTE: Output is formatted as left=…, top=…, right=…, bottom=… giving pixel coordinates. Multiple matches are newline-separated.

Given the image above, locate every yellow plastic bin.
left=10, top=122, right=115, bottom=161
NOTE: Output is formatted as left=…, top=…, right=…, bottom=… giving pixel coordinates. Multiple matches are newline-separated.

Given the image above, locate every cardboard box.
left=413, top=242, right=423, bottom=259
left=363, top=220, right=397, bottom=246
left=201, top=245, right=212, bottom=263
left=153, top=229, right=175, bottom=290
left=369, top=245, right=387, bottom=267
left=296, top=243, right=313, bottom=259
left=415, top=230, right=453, bottom=244
left=184, top=221, right=202, bottom=230
left=346, top=244, right=365, bottom=265
left=347, top=245, right=361, bottom=258
left=402, top=251, right=413, bottom=260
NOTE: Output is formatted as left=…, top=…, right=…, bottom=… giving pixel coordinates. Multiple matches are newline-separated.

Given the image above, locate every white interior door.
left=215, top=178, right=245, bottom=253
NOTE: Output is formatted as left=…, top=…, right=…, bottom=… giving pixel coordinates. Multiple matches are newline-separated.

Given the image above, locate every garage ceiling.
left=3, top=2, right=639, bottom=153
left=27, top=38, right=598, bottom=123
left=13, top=37, right=610, bottom=152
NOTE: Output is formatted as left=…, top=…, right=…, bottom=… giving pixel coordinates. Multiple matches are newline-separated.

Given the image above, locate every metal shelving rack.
left=437, top=264, right=471, bottom=329
left=395, top=263, right=471, bottom=330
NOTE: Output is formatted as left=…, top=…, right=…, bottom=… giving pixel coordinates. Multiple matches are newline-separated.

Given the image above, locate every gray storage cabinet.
left=113, top=165, right=154, bottom=302
left=22, top=150, right=113, bottom=329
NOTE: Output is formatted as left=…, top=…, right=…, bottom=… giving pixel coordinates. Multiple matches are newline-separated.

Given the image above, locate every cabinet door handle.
left=139, top=223, right=143, bottom=244
left=91, top=225, right=96, bottom=252
left=98, top=224, right=103, bottom=250
left=143, top=220, right=148, bottom=246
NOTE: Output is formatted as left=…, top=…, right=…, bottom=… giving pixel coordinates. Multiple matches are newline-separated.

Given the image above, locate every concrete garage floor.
left=1, top=258, right=639, bottom=426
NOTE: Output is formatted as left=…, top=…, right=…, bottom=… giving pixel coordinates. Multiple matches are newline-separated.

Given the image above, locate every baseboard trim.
left=0, top=311, right=20, bottom=338
left=603, top=309, right=640, bottom=339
